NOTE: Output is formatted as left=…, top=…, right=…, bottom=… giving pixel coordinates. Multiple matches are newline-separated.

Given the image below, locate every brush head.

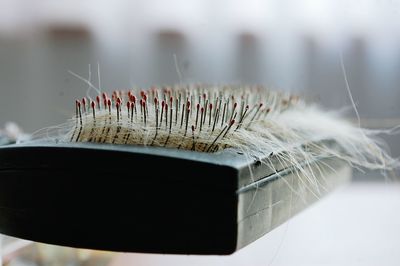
left=60, top=84, right=396, bottom=172
left=68, top=85, right=299, bottom=152
left=0, top=84, right=396, bottom=255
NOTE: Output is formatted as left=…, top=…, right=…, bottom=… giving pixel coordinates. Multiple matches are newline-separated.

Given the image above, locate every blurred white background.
left=1, top=0, right=399, bottom=134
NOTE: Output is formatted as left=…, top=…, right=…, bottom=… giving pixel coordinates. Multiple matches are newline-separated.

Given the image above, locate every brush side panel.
left=236, top=157, right=351, bottom=250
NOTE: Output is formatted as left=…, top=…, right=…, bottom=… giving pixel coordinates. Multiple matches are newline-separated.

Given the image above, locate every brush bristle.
left=69, top=85, right=298, bottom=153
left=55, top=84, right=398, bottom=183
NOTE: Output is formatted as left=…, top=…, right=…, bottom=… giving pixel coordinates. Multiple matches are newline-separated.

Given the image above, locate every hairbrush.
left=0, top=85, right=397, bottom=255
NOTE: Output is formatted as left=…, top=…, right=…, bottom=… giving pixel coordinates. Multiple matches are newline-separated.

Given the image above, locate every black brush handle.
left=0, top=143, right=239, bottom=254
left=0, top=141, right=350, bottom=255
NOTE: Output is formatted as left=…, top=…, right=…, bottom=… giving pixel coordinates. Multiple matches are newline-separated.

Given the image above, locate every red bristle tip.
left=266, top=108, right=271, bottom=112
left=102, top=92, right=107, bottom=100
left=162, top=100, right=165, bottom=108
left=76, top=100, right=81, bottom=107
left=203, top=93, right=207, bottom=99
left=132, top=95, right=136, bottom=103
left=234, top=102, right=237, bottom=108
left=91, top=101, right=95, bottom=109
left=107, top=99, right=111, bottom=106
left=209, top=103, right=213, bottom=110
left=117, top=97, right=122, bottom=104
left=143, top=94, right=147, bottom=102
left=196, top=103, right=200, bottom=109
left=259, top=103, right=263, bottom=107
left=187, top=101, right=190, bottom=109
left=192, top=125, right=195, bottom=132
left=82, top=97, right=86, bottom=105
left=127, top=102, right=131, bottom=108
left=245, top=105, right=249, bottom=109
left=154, top=97, right=158, bottom=105
left=170, top=96, right=173, bottom=104
left=201, top=107, right=204, bottom=113
left=230, top=119, right=235, bottom=125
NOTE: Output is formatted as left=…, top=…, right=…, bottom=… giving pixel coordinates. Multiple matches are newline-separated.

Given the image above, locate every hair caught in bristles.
left=63, top=84, right=398, bottom=175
